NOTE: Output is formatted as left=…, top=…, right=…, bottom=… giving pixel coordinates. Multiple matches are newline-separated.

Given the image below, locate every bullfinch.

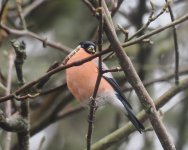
left=65, top=41, right=144, bottom=133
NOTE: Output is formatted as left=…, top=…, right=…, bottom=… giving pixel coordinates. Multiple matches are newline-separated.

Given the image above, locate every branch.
left=0, top=1, right=70, bottom=54
left=128, top=0, right=170, bottom=40
left=101, top=1, right=176, bottom=149
left=122, top=12, right=188, bottom=48
left=0, top=23, right=71, bottom=53
left=87, top=1, right=103, bottom=149
left=125, top=67, right=188, bottom=91
left=165, top=0, right=179, bottom=85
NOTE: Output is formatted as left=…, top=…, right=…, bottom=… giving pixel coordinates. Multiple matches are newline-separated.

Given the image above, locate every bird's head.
left=79, top=41, right=96, bottom=54
left=63, top=41, right=96, bottom=65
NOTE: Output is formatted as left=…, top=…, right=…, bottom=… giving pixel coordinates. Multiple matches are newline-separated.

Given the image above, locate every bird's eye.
left=87, top=45, right=96, bottom=54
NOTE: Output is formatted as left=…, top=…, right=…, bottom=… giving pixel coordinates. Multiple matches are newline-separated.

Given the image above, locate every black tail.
left=103, top=76, right=144, bottom=133
left=116, top=94, right=145, bottom=133
left=127, top=109, right=145, bottom=133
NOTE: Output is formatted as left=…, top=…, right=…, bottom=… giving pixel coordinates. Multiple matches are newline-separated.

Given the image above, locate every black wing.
left=103, top=76, right=144, bottom=133
left=102, top=76, right=132, bottom=109
left=93, top=60, right=145, bottom=132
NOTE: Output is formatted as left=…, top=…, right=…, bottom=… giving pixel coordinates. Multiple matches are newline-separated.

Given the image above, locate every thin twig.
left=117, top=24, right=129, bottom=42
left=122, top=12, right=188, bottom=48
left=102, top=67, right=122, bottom=74
left=0, top=23, right=71, bottom=53
left=87, top=1, right=103, bottom=149
left=125, top=68, right=188, bottom=91
left=128, top=0, right=170, bottom=41
left=165, top=0, right=179, bottom=85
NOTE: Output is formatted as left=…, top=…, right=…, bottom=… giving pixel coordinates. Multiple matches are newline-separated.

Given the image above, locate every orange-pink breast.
left=66, top=49, right=113, bottom=103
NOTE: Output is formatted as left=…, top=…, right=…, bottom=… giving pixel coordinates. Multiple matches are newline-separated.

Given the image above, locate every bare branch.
left=101, top=1, right=176, bottom=149
left=87, top=1, right=103, bottom=149
left=125, top=68, right=188, bottom=91
left=128, top=0, right=170, bottom=40
left=165, top=0, right=179, bottom=85
left=0, top=23, right=71, bottom=53
left=122, top=12, right=188, bottom=48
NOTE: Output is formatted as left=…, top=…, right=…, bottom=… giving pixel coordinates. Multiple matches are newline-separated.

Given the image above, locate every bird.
left=65, top=41, right=144, bottom=133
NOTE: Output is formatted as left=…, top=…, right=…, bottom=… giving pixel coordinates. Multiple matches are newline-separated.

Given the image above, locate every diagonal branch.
left=122, top=12, right=188, bottom=48
left=128, top=0, right=170, bottom=41
left=0, top=23, right=71, bottom=53
left=101, top=1, right=176, bottom=150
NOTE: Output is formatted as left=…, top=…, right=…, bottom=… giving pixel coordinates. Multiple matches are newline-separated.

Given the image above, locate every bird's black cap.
left=79, top=41, right=96, bottom=54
